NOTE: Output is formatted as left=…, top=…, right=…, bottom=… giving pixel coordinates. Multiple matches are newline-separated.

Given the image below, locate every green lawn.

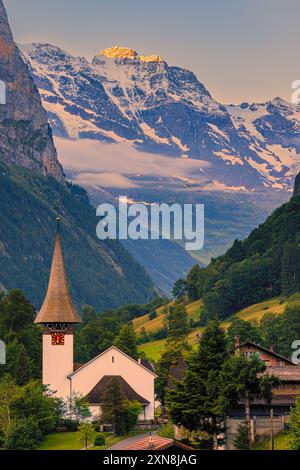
left=139, top=297, right=286, bottom=362
left=252, top=433, right=292, bottom=450
left=38, top=430, right=150, bottom=451
left=38, top=432, right=84, bottom=450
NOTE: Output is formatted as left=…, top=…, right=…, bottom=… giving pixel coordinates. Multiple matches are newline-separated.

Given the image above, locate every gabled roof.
left=264, top=365, right=300, bottom=381
left=35, top=220, right=81, bottom=324
left=86, top=375, right=150, bottom=405
left=234, top=341, right=294, bottom=365
left=124, top=436, right=194, bottom=451
left=68, top=346, right=157, bottom=378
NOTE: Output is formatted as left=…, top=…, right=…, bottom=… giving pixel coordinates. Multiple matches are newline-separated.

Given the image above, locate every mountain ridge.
left=21, top=42, right=300, bottom=193
left=0, top=3, right=64, bottom=182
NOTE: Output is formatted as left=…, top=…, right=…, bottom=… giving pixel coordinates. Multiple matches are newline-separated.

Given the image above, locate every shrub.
left=63, top=419, right=79, bottom=432
left=158, top=423, right=174, bottom=439
left=234, top=423, right=250, bottom=450
left=4, top=418, right=42, bottom=450
left=94, top=433, right=106, bottom=446
left=149, top=311, right=157, bottom=321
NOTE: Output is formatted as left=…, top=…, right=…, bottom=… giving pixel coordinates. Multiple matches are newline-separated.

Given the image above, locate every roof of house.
left=35, top=221, right=81, bottom=324
left=235, top=341, right=294, bottom=365
left=265, top=365, right=300, bottom=381
left=124, top=436, right=194, bottom=451
left=68, top=346, right=157, bottom=378
left=239, top=394, right=297, bottom=406
left=86, top=375, right=150, bottom=406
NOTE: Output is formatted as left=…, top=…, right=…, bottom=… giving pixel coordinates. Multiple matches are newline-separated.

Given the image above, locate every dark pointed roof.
left=35, top=219, right=81, bottom=324
left=234, top=341, right=294, bottom=365
left=86, top=375, right=150, bottom=405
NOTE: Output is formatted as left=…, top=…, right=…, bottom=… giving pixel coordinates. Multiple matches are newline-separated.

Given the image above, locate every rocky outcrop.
left=0, top=0, right=64, bottom=182
left=293, top=172, right=300, bottom=196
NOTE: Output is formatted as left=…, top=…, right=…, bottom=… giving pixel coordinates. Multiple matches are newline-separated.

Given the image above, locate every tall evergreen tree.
left=186, top=264, right=201, bottom=301
left=115, top=324, right=139, bottom=360
left=165, top=302, right=190, bottom=343
left=13, top=343, right=32, bottom=386
left=172, top=279, right=188, bottom=300
left=156, top=302, right=190, bottom=411
left=221, top=355, right=277, bottom=444
left=167, top=321, right=229, bottom=449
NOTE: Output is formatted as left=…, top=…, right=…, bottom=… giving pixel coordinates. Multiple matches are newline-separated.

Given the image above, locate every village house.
left=34, top=218, right=157, bottom=424
left=225, top=338, right=300, bottom=448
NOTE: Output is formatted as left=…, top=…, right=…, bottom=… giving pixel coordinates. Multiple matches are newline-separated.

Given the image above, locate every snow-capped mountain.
left=21, top=43, right=300, bottom=192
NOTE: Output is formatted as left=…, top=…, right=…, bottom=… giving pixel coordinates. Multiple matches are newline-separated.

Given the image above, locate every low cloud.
left=55, top=137, right=211, bottom=189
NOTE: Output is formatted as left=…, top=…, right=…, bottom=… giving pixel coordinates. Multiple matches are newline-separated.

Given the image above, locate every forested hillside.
left=0, top=162, right=156, bottom=310
left=182, top=188, right=300, bottom=322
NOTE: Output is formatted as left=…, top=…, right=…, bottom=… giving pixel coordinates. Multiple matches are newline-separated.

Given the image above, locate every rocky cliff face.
left=293, top=172, right=300, bottom=196
left=0, top=0, right=64, bottom=182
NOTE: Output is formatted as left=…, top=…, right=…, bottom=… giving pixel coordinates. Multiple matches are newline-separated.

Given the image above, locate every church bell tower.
left=35, top=218, right=82, bottom=398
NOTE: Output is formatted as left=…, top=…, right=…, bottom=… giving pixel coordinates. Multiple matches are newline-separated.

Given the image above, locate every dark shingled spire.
left=35, top=219, right=81, bottom=324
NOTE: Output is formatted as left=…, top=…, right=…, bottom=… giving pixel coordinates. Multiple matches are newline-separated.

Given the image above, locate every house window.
left=112, top=356, right=114, bottom=363
left=0, top=80, right=6, bottom=105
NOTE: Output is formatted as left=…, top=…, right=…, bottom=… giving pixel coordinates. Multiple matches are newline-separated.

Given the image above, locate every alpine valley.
left=18, top=43, right=300, bottom=289
left=0, top=1, right=157, bottom=309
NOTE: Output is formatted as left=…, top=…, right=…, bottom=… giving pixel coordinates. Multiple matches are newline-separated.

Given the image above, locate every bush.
left=149, top=311, right=157, bottom=321
left=234, top=423, right=250, bottom=450
left=94, top=433, right=106, bottom=446
left=63, top=419, right=79, bottom=432
left=4, top=418, right=42, bottom=450
left=158, top=423, right=174, bottom=439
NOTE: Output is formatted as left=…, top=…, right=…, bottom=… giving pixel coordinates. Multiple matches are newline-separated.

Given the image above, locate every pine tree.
left=165, top=302, right=190, bottom=344
left=172, top=279, right=188, bottom=300
left=14, top=343, right=32, bottom=386
left=167, top=321, right=229, bottom=449
left=281, top=242, right=300, bottom=296
left=186, top=264, right=201, bottom=301
left=156, top=303, right=190, bottom=411
left=233, top=422, right=250, bottom=450
left=221, top=355, right=278, bottom=444
left=115, top=324, right=139, bottom=359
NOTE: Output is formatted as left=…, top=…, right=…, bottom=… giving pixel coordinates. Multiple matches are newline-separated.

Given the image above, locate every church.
left=34, top=218, right=157, bottom=422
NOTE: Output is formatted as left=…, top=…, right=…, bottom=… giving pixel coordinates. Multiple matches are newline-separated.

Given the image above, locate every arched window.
left=0, top=80, right=6, bottom=105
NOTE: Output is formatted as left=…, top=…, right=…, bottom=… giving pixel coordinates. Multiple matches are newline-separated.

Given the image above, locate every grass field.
left=133, top=299, right=203, bottom=335
left=38, top=431, right=151, bottom=451
left=252, top=433, right=291, bottom=450
left=38, top=432, right=84, bottom=450
left=139, top=297, right=287, bottom=362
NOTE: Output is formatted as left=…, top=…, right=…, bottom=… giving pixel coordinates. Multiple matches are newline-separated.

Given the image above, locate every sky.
left=4, top=0, right=300, bottom=104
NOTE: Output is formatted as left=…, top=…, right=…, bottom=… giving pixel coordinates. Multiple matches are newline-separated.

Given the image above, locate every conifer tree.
left=115, top=324, right=139, bottom=359
left=221, top=355, right=277, bottom=444
left=13, top=343, right=32, bottom=386
left=186, top=264, right=201, bottom=301
left=156, top=302, right=191, bottom=409
left=167, top=321, right=229, bottom=449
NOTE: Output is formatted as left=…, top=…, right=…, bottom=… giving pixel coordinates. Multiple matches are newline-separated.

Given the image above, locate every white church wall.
left=43, top=332, right=73, bottom=399
left=70, top=347, right=156, bottom=420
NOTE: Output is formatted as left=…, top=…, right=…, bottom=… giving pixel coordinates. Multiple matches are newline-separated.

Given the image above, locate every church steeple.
left=35, top=218, right=81, bottom=324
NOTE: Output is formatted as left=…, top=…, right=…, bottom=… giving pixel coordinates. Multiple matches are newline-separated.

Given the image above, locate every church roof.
left=34, top=220, right=81, bottom=324
left=68, top=346, right=157, bottom=378
left=86, top=375, right=150, bottom=406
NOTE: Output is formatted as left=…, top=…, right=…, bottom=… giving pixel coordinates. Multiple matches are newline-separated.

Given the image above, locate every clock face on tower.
left=51, top=332, right=65, bottom=346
